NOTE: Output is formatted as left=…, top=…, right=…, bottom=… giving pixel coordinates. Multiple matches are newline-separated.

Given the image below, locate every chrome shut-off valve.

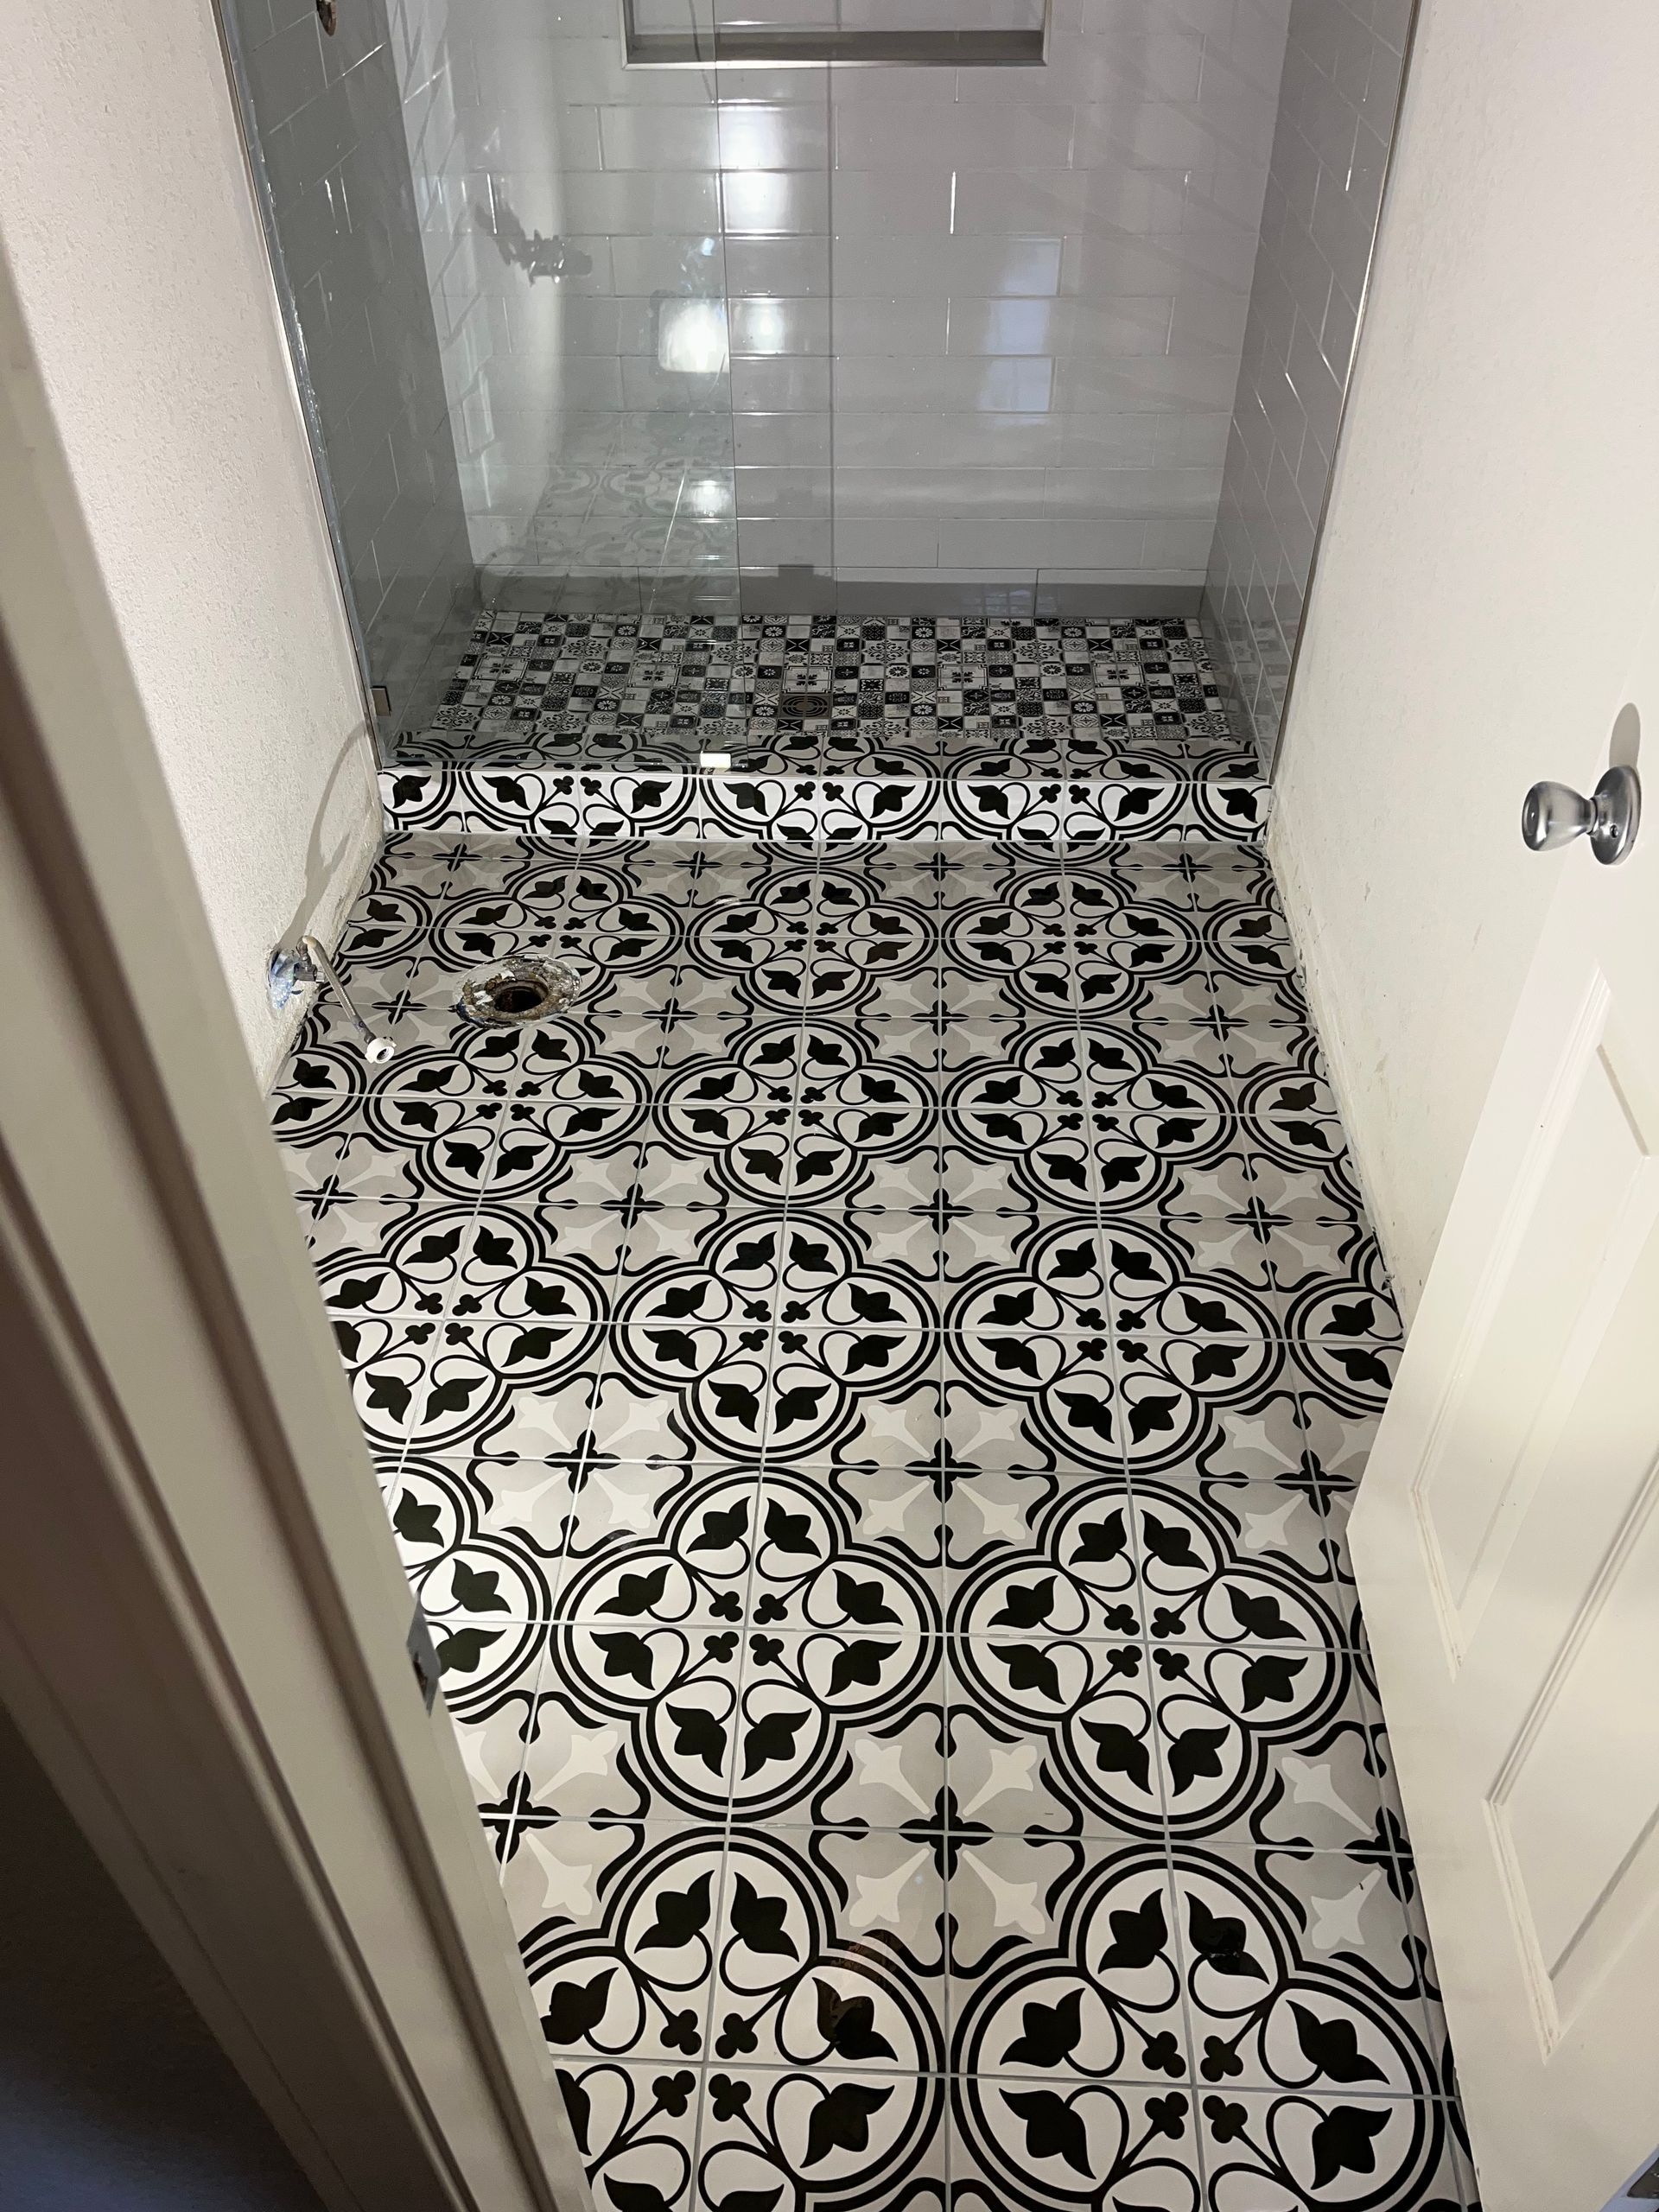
left=268, top=935, right=395, bottom=1062
left=1521, top=765, right=1641, bottom=865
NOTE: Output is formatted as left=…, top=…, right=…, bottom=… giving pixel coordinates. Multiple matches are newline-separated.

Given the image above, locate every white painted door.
left=1351, top=583, right=1659, bottom=2212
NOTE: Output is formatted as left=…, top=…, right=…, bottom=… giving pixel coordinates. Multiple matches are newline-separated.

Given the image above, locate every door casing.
left=0, top=219, right=589, bottom=2212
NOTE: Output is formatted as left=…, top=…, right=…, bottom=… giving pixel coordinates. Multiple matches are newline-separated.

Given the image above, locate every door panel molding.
left=1487, top=1427, right=1659, bottom=2045
left=1411, top=972, right=1612, bottom=1666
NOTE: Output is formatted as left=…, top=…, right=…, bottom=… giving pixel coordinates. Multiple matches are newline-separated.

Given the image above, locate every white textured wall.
left=0, top=0, right=380, bottom=1088
left=1270, top=0, right=1659, bottom=1316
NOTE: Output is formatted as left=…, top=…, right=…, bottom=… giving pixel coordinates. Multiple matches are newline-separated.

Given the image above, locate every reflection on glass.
left=475, top=188, right=594, bottom=287
left=686, top=474, right=735, bottom=518
left=658, top=298, right=732, bottom=376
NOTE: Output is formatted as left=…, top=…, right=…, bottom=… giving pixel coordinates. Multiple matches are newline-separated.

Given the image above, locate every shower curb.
left=378, top=765, right=1268, bottom=843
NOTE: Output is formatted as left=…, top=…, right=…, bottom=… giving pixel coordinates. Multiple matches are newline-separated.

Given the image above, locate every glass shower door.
left=217, top=0, right=480, bottom=735
left=218, top=0, right=837, bottom=758
left=454, top=0, right=742, bottom=621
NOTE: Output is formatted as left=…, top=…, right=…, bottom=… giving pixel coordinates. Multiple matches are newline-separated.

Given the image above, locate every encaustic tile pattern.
left=273, top=828, right=1476, bottom=2212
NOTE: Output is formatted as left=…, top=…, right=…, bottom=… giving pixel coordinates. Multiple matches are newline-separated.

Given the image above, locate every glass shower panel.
left=219, top=0, right=477, bottom=734
left=221, top=0, right=841, bottom=763
left=430, top=0, right=739, bottom=620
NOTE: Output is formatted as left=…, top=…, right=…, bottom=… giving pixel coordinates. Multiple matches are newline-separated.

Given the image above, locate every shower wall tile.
left=941, top=411, right=1065, bottom=467
left=556, top=173, right=722, bottom=234
left=598, top=106, right=721, bottom=171
left=734, top=413, right=834, bottom=467
left=832, top=468, right=1046, bottom=520
left=729, top=298, right=835, bottom=356
left=827, top=519, right=946, bottom=569
left=831, top=358, right=1056, bottom=414
left=721, top=170, right=831, bottom=237
left=1204, top=0, right=1412, bottom=765
left=717, top=103, right=832, bottom=171
left=390, top=0, right=769, bottom=613
left=730, top=358, right=831, bottom=412
left=832, top=299, right=950, bottom=358
left=1046, top=465, right=1224, bottom=519
left=826, top=171, right=955, bottom=236
left=730, top=518, right=836, bottom=569
left=835, top=236, right=1067, bottom=301
left=607, top=237, right=724, bottom=296
left=725, top=236, right=832, bottom=302
left=733, top=466, right=834, bottom=519
left=728, top=67, right=832, bottom=590
left=228, top=0, right=475, bottom=727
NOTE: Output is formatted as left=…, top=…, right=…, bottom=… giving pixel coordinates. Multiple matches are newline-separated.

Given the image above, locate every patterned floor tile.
left=708, top=1827, right=948, bottom=2073
left=944, top=1637, right=1162, bottom=1840
left=398, top=615, right=1231, bottom=779
left=950, top=1834, right=1185, bottom=2077
left=305, top=1196, right=486, bottom=1319
left=695, top=2065, right=949, bottom=2210
left=729, top=1630, right=948, bottom=1826
left=741, top=1465, right=946, bottom=1637
left=1128, top=1472, right=1349, bottom=1649
left=946, top=1476, right=1141, bottom=1643
left=1168, top=1842, right=1437, bottom=2098
left=276, top=804, right=1473, bottom=2212
left=394, top=1467, right=568, bottom=1629
left=277, top=1096, right=505, bottom=1211
left=518, top=1620, right=747, bottom=1825
left=1147, top=1640, right=1393, bottom=1853
left=436, top=1622, right=545, bottom=1805
left=952, top=2075, right=1203, bottom=2212
left=1196, top=2089, right=1468, bottom=2211
left=506, top=1820, right=728, bottom=2064
left=558, top=2061, right=701, bottom=2212
left=552, top=1461, right=766, bottom=1628
left=385, top=620, right=1266, bottom=842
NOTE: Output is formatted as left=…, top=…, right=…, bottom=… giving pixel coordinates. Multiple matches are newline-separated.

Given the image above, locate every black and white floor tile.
left=383, top=614, right=1268, bottom=843
left=275, top=827, right=1474, bottom=2210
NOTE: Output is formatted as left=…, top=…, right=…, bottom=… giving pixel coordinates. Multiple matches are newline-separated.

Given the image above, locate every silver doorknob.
left=1521, top=766, right=1641, bottom=864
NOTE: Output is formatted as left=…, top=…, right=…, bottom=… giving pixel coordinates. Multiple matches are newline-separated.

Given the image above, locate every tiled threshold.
left=378, top=762, right=1268, bottom=842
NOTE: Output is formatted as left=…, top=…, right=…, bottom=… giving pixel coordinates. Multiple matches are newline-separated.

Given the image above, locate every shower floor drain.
left=776, top=690, right=830, bottom=719
left=458, top=954, right=583, bottom=1025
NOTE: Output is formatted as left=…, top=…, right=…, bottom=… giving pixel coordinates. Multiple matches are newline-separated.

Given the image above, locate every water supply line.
left=268, top=935, right=395, bottom=1063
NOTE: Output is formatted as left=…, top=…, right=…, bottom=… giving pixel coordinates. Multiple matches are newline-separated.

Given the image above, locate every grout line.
left=503, top=2048, right=1464, bottom=2095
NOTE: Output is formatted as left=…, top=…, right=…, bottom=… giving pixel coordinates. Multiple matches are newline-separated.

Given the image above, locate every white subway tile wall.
left=229, top=0, right=477, bottom=721
left=1204, top=0, right=1413, bottom=761
left=380, top=0, right=1294, bottom=613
